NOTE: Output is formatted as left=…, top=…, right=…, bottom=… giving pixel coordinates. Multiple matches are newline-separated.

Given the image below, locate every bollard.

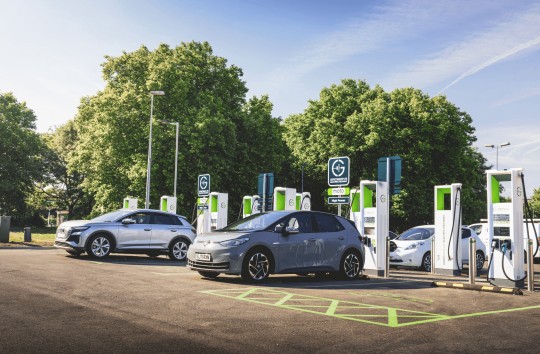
left=431, top=236, right=436, bottom=275
left=23, top=227, right=32, bottom=242
left=469, top=238, right=476, bottom=285
left=384, top=236, right=390, bottom=279
left=527, top=240, right=534, bottom=292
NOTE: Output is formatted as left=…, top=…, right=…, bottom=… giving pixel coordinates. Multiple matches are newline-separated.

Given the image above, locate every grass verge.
left=0, top=227, right=56, bottom=247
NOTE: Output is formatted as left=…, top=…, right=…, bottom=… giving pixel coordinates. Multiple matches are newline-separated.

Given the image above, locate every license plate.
left=196, top=253, right=211, bottom=261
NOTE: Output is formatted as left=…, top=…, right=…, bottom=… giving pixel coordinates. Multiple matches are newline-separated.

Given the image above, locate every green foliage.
left=529, top=188, right=540, bottom=219
left=29, top=121, right=92, bottom=219
left=73, top=42, right=289, bottom=219
left=0, top=92, right=45, bottom=221
left=283, top=79, right=488, bottom=231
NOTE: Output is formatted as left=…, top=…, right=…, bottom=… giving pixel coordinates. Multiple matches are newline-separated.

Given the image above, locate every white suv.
left=55, top=209, right=196, bottom=260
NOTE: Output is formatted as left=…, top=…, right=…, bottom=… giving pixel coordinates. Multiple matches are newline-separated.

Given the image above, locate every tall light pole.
left=158, top=120, right=179, bottom=197
left=484, top=142, right=510, bottom=170
left=145, top=90, right=165, bottom=209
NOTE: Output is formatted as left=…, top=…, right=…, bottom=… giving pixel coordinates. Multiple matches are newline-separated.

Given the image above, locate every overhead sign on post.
left=377, top=156, right=402, bottom=194
left=328, top=197, right=350, bottom=204
left=198, top=174, right=211, bottom=196
left=328, top=156, right=350, bottom=186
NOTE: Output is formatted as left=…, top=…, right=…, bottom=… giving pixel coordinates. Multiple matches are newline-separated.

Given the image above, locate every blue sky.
left=1, top=0, right=540, bottom=195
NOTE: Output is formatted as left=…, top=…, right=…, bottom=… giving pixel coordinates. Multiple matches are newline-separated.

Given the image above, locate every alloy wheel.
left=248, top=252, right=269, bottom=280
left=423, top=253, right=432, bottom=272
left=343, top=253, right=360, bottom=278
left=172, top=241, right=188, bottom=260
left=91, top=236, right=110, bottom=257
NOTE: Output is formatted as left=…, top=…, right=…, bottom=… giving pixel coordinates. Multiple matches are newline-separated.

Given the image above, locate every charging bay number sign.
left=328, top=157, right=350, bottom=187
left=198, top=174, right=210, bottom=196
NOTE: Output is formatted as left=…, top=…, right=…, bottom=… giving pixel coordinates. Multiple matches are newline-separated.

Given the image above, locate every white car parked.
left=389, top=225, right=486, bottom=272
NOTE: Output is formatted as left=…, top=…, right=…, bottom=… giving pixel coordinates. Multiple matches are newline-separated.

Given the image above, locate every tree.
left=73, top=42, right=289, bottom=219
left=0, top=92, right=45, bottom=221
left=283, top=79, right=488, bottom=231
left=30, top=121, right=92, bottom=219
left=529, top=188, right=540, bottom=219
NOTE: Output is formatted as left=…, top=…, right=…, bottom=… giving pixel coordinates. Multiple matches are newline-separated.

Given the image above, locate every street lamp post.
left=145, top=90, right=165, bottom=209
left=484, top=142, right=510, bottom=170
left=158, top=120, right=179, bottom=197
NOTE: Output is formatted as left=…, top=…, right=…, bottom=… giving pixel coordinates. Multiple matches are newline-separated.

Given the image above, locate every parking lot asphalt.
left=0, top=249, right=539, bottom=353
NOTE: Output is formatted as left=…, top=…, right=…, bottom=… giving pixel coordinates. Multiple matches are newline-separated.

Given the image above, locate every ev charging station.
left=123, top=197, right=138, bottom=210
left=273, top=187, right=296, bottom=211
left=160, top=196, right=177, bottom=214
left=357, top=180, right=389, bottom=277
left=196, top=192, right=228, bottom=235
left=487, top=169, right=525, bottom=288
left=242, top=195, right=261, bottom=218
left=296, top=192, right=311, bottom=211
left=433, top=184, right=462, bottom=276
left=349, top=189, right=361, bottom=227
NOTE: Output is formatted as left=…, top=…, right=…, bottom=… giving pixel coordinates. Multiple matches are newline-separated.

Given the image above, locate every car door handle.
left=144, top=228, right=151, bottom=231
left=309, top=238, right=317, bottom=242
left=338, top=236, right=345, bottom=240
left=170, top=229, right=177, bottom=232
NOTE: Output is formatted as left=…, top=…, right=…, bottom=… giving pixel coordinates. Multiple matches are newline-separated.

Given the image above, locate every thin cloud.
left=385, top=3, right=540, bottom=91
left=264, top=0, right=494, bottom=89
left=493, top=86, right=540, bottom=107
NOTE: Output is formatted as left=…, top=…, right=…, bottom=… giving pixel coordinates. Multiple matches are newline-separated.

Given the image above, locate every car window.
left=461, top=228, right=472, bottom=239
left=129, top=213, right=151, bottom=224
left=153, top=213, right=179, bottom=225
left=314, top=213, right=344, bottom=232
left=399, top=227, right=434, bottom=240
left=285, top=213, right=314, bottom=233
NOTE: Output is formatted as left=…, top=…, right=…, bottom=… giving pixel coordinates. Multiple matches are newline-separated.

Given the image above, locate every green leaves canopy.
left=0, top=92, right=45, bottom=217
left=283, top=79, right=488, bottom=230
left=73, top=42, right=289, bottom=218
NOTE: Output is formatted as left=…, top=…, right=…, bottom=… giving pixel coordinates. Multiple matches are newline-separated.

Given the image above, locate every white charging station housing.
left=434, top=184, right=462, bottom=276
left=123, top=197, right=138, bottom=210
left=487, top=169, right=525, bottom=288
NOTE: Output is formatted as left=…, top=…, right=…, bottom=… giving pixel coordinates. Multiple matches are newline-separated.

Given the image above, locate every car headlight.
left=405, top=242, right=424, bottom=250
left=70, top=226, right=90, bottom=236
left=219, top=238, right=249, bottom=247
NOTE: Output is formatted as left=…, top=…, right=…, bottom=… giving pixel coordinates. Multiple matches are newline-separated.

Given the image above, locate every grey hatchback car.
left=55, top=209, right=196, bottom=260
left=187, top=211, right=365, bottom=282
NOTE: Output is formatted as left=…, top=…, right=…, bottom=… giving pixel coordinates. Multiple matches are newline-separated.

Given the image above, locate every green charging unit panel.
left=243, top=197, right=252, bottom=215
left=276, top=191, right=285, bottom=210
left=161, top=198, right=167, bottom=211
left=362, top=185, right=374, bottom=208
left=211, top=195, right=218, bottom=212
left=436, top=187, right=451, bottom=211
left=350, top=190, right=360, bottom=212
left=296, top=195, right=301, bottom=210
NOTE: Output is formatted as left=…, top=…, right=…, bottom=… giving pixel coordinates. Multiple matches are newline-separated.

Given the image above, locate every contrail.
left=438, top=35, right=540, bottom=94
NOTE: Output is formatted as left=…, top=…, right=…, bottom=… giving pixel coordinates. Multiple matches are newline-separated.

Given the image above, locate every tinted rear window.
left=314, top=213, right=345, bottom=232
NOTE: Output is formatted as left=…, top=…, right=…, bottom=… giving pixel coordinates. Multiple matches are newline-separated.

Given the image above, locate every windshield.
left=91, top=210, right=133, bottom=222
left=218, top=212, right=289, bottom=232
left=398, top=227, right=434, bottom=241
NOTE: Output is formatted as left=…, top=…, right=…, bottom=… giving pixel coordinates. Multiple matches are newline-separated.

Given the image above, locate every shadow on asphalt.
left=64, top=253, right=188, bottom=267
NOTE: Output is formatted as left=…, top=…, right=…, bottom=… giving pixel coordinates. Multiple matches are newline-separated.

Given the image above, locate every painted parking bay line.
left=200, top=287, right=540, bottom=328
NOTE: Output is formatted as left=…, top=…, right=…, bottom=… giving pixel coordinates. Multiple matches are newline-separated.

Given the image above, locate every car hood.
left=57, top=220, right=90, bottom=228
left=392, top=239, right=429, bottom=248
left=196, top=231, right=251, bottom=243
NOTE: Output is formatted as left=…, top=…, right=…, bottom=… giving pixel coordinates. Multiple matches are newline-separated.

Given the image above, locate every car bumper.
left=187, top=243, right=243, bottom=274
left=389, top=249, right=423, bottom=267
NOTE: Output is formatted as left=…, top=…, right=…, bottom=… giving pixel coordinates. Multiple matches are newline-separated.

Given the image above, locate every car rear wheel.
left=475, top=251, right=485, bottom=272
left=421, top=252, right=431, bottom=272
left=241, top=249, right=271, bottom=282
left=340, top=250, right=362, bottom=279
left=198, top=271, right=219, bottom=279
left=86, top=235, right=112, bottom=259
left=169, top=239, right=190, bottom=261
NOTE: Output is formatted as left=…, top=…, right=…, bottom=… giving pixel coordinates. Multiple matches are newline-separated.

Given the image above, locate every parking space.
left=1, top=249, right=539, bottom=353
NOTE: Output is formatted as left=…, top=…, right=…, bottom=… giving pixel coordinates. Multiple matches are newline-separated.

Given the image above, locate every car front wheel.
left=169, top=239, right=190, bottom=261
left=475, top=251, right=485, bottom=272
left=241, top=249, right=271, bottom=282
left=421, top=252, right=432, bottom=272
left=86, top=235, right=112, bottom=259
left=340, top=250, right=362, bottom=279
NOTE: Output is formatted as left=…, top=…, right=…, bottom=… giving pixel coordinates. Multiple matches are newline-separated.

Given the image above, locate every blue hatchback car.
left=187, top=211, right=365, bottom=282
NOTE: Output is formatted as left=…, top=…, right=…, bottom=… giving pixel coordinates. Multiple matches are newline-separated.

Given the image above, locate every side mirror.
left=285, top=227, right=299, bottom=234
left=122, top=218, right=136, bottom=225
left=274, top=223, right=285, bottom=234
